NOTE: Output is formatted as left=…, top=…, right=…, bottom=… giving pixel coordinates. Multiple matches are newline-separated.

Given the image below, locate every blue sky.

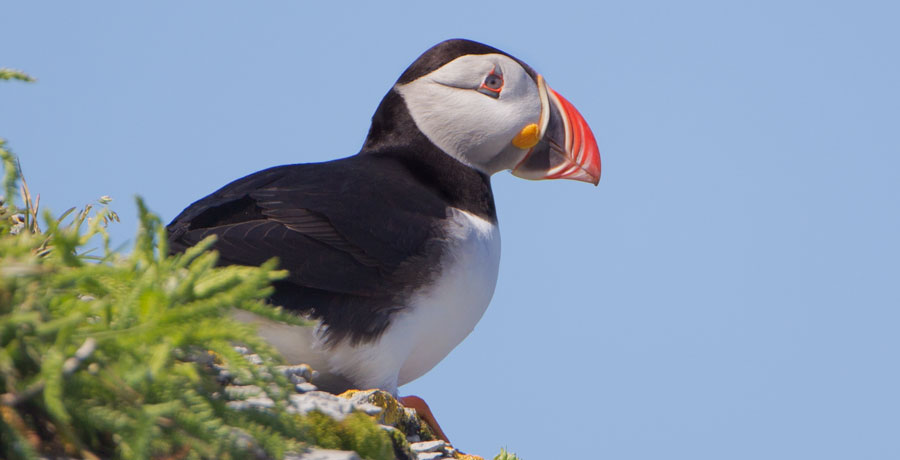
left=3, top=1, right=899, bottom=458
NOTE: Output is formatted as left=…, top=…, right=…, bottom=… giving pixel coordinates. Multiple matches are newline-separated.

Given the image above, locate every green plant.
left=0, top=69, right=35, bottom=83
left=0, top=142, right=397, bottom=459
left=493, top=447, right=521, bottom=460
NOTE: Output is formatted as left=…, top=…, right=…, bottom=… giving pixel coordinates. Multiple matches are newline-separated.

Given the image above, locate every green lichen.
left=339, top=389, right=436, bottom=442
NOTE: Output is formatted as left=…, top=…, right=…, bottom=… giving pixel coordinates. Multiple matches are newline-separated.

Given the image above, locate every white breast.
left=397, top=208, right=501, bottom=385
left=323, top=208, right=501, bottom=394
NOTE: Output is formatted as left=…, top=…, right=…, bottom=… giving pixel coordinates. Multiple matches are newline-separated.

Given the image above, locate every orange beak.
left=511, top=75, right=601, bottom=185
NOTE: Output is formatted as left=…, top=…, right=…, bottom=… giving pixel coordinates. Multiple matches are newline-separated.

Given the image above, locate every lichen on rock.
left=338, top=389, right=436, bottom=442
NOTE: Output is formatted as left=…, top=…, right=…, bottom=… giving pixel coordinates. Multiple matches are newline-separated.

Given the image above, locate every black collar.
left=361, top=88, right=497, bottom=223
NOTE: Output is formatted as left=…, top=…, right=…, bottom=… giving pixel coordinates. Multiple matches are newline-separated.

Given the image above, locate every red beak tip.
left=548, top=87, right=602, bottom=186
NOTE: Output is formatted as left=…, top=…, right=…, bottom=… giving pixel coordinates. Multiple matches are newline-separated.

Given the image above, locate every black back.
left=168, top=39, right=505, bottom=345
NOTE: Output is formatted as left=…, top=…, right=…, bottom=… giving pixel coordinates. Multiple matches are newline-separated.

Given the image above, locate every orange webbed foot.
left=399, top=394, right=450, bottom=443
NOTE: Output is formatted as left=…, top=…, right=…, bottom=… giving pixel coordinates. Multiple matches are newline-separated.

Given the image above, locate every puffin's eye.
left=477, top=67, right=504, bottom=98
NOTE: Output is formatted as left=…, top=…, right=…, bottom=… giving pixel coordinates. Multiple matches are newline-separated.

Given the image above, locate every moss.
left=382, top=424, right=416, bottom=460
left=301, top=412, right=393, bottom=460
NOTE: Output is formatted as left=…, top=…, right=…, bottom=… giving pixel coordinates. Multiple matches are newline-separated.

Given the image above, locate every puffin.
left=167, top=39, right=600, bottom=441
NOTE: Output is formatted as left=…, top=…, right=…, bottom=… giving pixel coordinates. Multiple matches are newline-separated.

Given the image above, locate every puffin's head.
left=391, top=39, right=601, bottom=185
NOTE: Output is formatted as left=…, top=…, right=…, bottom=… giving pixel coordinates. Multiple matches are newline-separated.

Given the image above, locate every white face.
left=395, top=53, right=542, bottom=175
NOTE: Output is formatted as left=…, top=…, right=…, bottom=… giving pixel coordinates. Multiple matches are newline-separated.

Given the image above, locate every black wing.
left=167, top=154, right=448, bottom=344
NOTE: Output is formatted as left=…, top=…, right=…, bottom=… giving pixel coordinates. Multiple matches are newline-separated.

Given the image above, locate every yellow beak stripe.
left=512, top=123, right=541, bottom=149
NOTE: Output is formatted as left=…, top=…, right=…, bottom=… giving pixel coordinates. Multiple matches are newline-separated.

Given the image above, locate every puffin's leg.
left=399, top=395, right=450, bottom=443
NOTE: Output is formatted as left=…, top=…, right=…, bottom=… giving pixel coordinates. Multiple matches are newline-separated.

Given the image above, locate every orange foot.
left=398, top=395, right=450, bottom=443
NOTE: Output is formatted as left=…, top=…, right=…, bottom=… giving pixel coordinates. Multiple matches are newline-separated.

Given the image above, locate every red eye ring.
left=477, top=66, right=504, bottom=98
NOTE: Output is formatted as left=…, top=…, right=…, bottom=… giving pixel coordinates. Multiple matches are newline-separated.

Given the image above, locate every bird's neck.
left=361, top=89, right=497, bottom=223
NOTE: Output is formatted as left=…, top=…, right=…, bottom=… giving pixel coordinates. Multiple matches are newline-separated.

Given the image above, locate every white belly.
left=324, top=208, right=501, bottom=393
left=397, top=209, right=501, bottom=385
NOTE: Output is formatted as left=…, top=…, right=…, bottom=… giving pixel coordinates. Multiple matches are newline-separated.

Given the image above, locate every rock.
left=233, top=346, right=250, bottom=355
left=295, top=382, right=318, bottom=393
left=379, top=424, right=398, bottom=432
left=229, top=428, right=269, bottom=459
left=338, top=389, right=435, bottom=441
left=215, top=368, right=233, bottom=383
left=244, top=353, right=264, bottom=365
left=224, top=384, right=264, bottom=398
left=377, top=423, right=417, bottom=460
left=410, top=440, right=446, bottom=453
left=285, top=447, right=363, bottom=460
left=277, top=363, right=318, bottom=382
left=226, top=395, right=275, bottom=410
left=416, top=452, right=443, bottom=460
left=223, top=384, right=275, bottom=411
left=288, top=391, right=381, bottom=420
left=206, top=347, right=497, bottom=459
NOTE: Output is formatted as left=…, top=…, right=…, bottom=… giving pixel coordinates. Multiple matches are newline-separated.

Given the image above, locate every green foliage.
left=493, top=448, right=522, bottom=460
left=0, top=147, right=392, bottom=459
left=302, top=412, right=394, bottom=460
left=0, top=69, right=35, bottom=83
left=2, top=68, right=516, bottom=460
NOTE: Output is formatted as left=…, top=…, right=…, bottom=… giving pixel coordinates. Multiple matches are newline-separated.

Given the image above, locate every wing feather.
left=166, top=155, right=448, bottom=344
